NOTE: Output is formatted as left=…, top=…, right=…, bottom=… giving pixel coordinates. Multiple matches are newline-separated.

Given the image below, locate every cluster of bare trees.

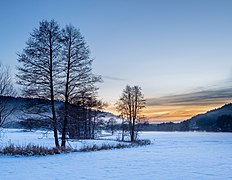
left=57, top=98, right=106, bottom=140
left=0, top=63, right=16, bottom=128
left=17, top=20, right=102, bottom=148
left=1, top=20, right=146, bottom=147
left=116, top=85, right=145, bottom=142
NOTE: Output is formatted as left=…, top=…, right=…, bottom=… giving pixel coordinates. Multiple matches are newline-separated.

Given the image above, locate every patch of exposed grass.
left=0, top=139, right=151, bottom=156
left=132, top=139, right=151, bottom=146
left=77, top=143, right=130, bottom=152
left=77, top=139, right=151, bottom=152
left=0, top=144, right=72, bottom=156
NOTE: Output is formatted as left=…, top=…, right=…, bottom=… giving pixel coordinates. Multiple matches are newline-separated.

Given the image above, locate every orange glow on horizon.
left=142, top=104, right=224, bottom=122
left=105, top=101, right=231, bottom=122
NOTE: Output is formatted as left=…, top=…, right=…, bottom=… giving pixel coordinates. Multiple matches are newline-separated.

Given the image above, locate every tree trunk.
left=61, top=100, right=68, bottom=147
left=49, top=34, right=59, bottom=148
left=51, top=96, right=59, bottom=148
left=131, top=117, right=135, bottom=142
left=131, top=91, right=138, bottom=142
left=122, top=124, right=125, bottom=141
left=91, top=112, right=96, bottom=139
left=61, top=38, right=71, bottom=147
left=88, top=109, right=92, bottom=138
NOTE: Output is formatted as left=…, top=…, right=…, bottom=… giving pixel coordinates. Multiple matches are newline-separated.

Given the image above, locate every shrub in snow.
left=0, top=144, right=72, bottom=156
left=78, top=143, right=130, bottom=152
left=77, top=139, right=151, bottom=152
left=132, top=139, right=151, bottom=146
left=0, top=139, right=151, bottom=156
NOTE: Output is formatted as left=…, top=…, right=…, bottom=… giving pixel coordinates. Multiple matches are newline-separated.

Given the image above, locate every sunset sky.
left=0, top=0, right=232, bottom=122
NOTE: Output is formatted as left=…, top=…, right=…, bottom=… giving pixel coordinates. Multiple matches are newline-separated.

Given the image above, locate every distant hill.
left=0, top=96, right=62, bottom=128
left=184, top=103, right=232, bottom=131
left=140, top=103, right=232, bottom=132
left=0, top=96, right=121, bottom=129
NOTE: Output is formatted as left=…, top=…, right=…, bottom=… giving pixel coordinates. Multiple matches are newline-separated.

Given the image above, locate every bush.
left=78, top=143, right=130, bottom=152
left=0, top=144, right=72, bottom=156
left=0, top=139, right=151, bottom=156
left=77, top=139, right=151, bottom=152
left=132, top=139, right=151, bottom=146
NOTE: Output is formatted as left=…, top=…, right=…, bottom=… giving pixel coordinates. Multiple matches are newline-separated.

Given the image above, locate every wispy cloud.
left=144, top=86, right=232, bottom=121
left=146, top=87, right=232, bottom=107
left=102, top=75, right=126, bottom=81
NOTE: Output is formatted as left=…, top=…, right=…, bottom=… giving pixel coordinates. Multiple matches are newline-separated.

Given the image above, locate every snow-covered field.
left=0, top=129, right=126, bottom=150
left=0, top=130, right=232, bottom=180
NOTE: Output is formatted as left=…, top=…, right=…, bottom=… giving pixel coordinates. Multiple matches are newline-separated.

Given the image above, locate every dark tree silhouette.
left=116, top=85, right=145, bottom=141
left=0, top=63, right=16, bottom=127
left=17, top=20, right=61, bottom=148
left=59, top=24, right=101, bottom=147
left=106, top=118, right=117, bottom=135
left=72, top=87, right=104, bottom=139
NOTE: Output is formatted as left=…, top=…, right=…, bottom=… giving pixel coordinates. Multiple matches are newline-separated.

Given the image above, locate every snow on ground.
left=0, top=129, right=126, bottom=150
left=0, top=130, right=232, bottom=180
left=0, top=129, right=55, bottom=148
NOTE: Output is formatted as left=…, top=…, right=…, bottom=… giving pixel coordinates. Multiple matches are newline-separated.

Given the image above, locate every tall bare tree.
left=116, top=85, right=145, bottom=141
left=17, top=20, right=61, bottom=148
left=59, top=25, right=101, bottom=147
left=0, top=63, right=16, bottom=127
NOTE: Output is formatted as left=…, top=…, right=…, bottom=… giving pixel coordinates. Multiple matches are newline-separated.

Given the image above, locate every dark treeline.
left=1, top=96, right=107, bottom=140
left=139, top=117, right=232, bottom=132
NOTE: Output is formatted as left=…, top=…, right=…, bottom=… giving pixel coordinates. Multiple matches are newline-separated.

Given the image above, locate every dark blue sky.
left=1, top=0, right=232, bottom=120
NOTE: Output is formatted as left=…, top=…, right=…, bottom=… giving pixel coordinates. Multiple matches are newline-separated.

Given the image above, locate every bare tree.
left=0, top=63, right=15, bottom=96
left=116, top=85, right=145, bottom=141
left=17, top=20, right=102, bottom=147
left=56, top=97, right=106, bottom=140
left=59, top=25, right=101, bottom=147
left=72, top=86, right=103, bottom=139
left=89, top=99, right=107, bottom=139
left=0, top=63, right=16, bottom=127
left=17, top=20, right=61, bottom=148
left=106, top=118, right=117, bottom=135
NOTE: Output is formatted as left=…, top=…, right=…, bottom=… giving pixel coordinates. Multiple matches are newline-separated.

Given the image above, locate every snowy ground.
left=0, top=130, right=232, bottom=180
left=0, top=129, right=127, bottom=150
